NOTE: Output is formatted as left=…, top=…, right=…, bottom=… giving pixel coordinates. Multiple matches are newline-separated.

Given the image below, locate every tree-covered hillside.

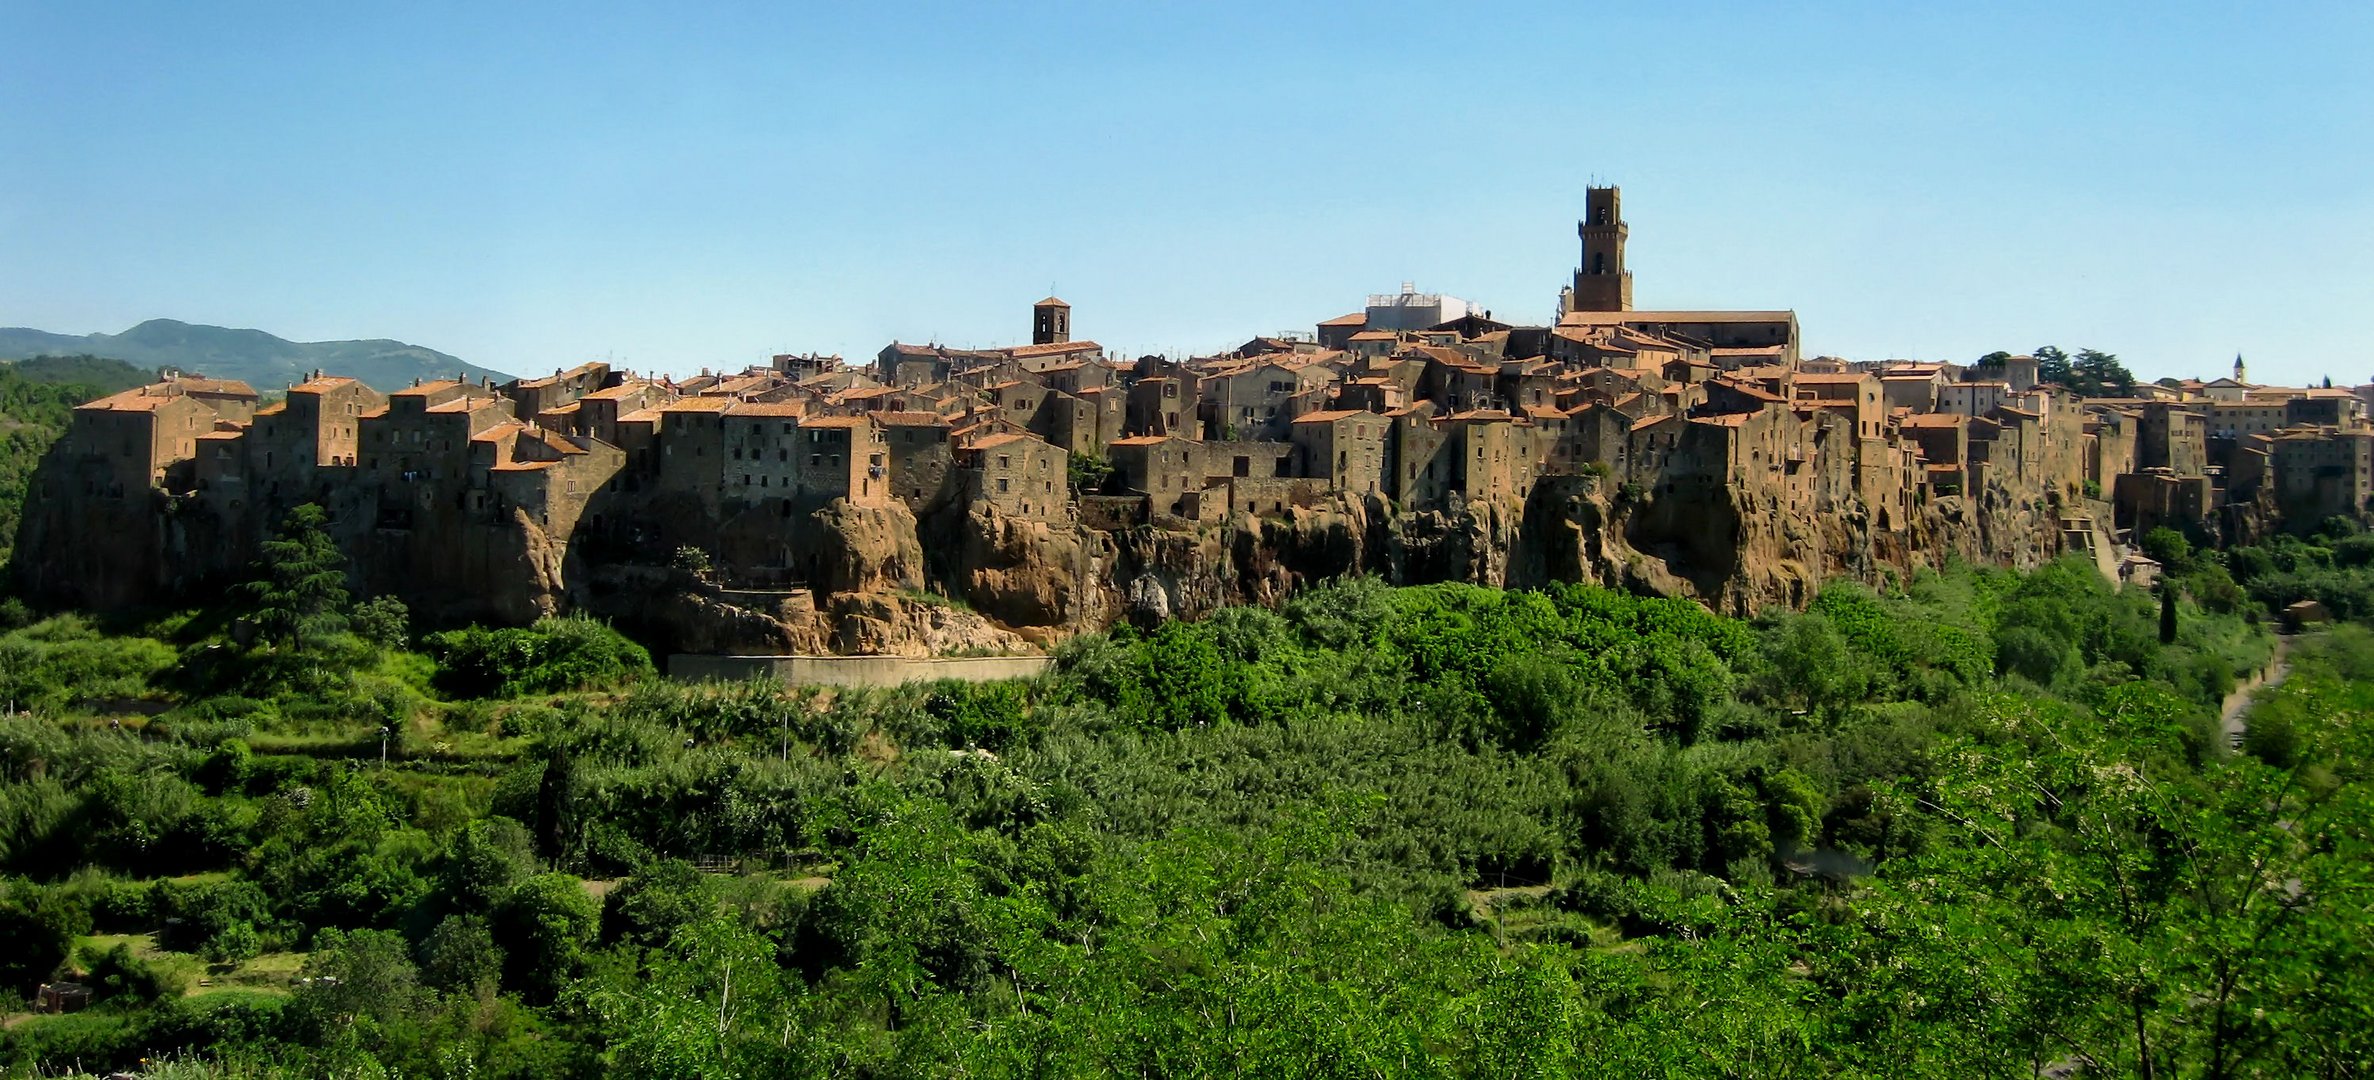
left=0, top=319, right=511, bottom=392
left=0, top=506, right=2362, bottom=1077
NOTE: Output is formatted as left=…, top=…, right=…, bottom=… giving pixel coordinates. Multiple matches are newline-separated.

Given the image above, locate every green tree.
left=294, top=927, right=420, bottom=1027
left=2073, top=348, right=2135, bottom=397
left=348, top=595, right=410, bottom=650
left=2036, top=345, right=2073, bottom=387
left=0, top=885, right=79, bottom=994
left=600, top=858, right=717, bottom=949
left=240, top=503, right=351, bottom=652
left=494, top=872, right=600, bottom=1003
left=418, top=913, right=503, bottom=995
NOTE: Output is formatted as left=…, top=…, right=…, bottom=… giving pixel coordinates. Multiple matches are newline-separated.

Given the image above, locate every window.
left=997, top=477, right=1010, bottom=493
left=998, top=455, right=1011, bottom=470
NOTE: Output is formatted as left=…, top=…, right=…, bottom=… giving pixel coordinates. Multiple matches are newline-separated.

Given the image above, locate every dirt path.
left=2220, top=634, right=2292, bottom=747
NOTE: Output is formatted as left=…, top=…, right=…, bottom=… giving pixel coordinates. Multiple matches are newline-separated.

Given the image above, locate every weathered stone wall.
left=668, top=653, right=1054, bottom=687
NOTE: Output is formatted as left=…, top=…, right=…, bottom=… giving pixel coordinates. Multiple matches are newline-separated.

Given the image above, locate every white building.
left=1365, top=283, right=1477, bottom=332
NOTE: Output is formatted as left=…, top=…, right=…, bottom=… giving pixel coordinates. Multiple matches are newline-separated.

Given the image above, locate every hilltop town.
left=17, top=188, right=2365, bottom=657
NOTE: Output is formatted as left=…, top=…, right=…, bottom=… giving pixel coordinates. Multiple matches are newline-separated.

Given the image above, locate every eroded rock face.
left=22, top=466, right=2104, bottom=657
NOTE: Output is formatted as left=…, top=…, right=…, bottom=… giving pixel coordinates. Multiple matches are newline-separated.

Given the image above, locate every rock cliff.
left=18, top=465, right=2096, bottom=656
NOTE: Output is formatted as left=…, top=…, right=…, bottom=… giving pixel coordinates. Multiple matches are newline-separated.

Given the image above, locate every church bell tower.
left=1033, top=296, right=1071, bottom=346
left=1570, top=186, right=1633, bottom=313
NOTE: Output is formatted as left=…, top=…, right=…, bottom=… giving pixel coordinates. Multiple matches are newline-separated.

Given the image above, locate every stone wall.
left=668, top=653, right=1054, bottom=687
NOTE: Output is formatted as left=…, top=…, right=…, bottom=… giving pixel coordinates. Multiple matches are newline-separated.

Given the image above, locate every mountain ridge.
left=0, top=318, right=514, bottom=391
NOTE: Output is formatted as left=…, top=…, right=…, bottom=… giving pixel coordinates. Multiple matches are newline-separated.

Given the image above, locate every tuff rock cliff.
left=18, top=466, right=2101, bottom=656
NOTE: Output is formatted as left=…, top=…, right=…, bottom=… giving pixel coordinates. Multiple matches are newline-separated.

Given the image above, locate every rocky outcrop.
left=20, top=461, right=2102, bottom=658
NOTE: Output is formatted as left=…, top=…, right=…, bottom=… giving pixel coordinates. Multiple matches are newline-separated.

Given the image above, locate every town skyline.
left=5, top=3, right=2368, bottom=386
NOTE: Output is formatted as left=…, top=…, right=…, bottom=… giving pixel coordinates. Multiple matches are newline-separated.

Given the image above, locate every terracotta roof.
left=1793, top=373, right=1872, bottom=385
left=618, top=408, right=662, bottom=424
left=1108, top=435, right=1173, bottom=447
left=1558, top=310, right=1795, bottom=327
left=1348, top=331, right=1399, bottom=342
left=1292, top=409, right=1379, bottom=424
left=1009, top=340, right=1102, bottom=359
left=176, top=377, right=260, bottom=397
left=392, top=380, right=464, bottom=397
left=582, top=382, right=659, bottom=401
left=1899, top=413, right=1967, bottom=428
left=874, top=411, right=951, bottom=427
left=1710, top=378, right=1785, bottom=403
left=470, top=421, right=526, bottom=443
left=289, top=376, right=358, bottom=394
left=726, top=402, right=806, bottom=418
left=661, top=397, right=737, bottom=413
left=1318, top=312, right=1368, bottom=327
left=510, top=362, right=606, bottom=389
left=1035, top=296, right=1069, bottom=308
left=965, top=432, right=1031, bottom=450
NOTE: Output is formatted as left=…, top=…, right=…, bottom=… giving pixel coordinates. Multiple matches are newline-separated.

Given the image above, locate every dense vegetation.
left=0, top=356, right=152, bottom=569
left=0, top=498, right=2363, bottom=1077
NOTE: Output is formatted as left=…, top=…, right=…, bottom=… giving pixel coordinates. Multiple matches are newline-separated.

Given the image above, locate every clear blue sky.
left=4, top=2, right=2369, bottom=385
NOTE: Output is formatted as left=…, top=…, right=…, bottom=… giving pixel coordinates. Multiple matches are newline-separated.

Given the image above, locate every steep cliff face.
left=19, top=465, right=2102, bottom=656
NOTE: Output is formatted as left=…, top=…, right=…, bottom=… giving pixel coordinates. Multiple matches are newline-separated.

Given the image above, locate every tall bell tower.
left=1033, top=296, right=1071, bottom=345
left=1570, top=186, right=1632, bottom=313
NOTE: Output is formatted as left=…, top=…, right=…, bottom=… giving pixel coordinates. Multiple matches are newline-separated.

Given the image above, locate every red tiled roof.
left=1009, top=340, right=1102, bottom=359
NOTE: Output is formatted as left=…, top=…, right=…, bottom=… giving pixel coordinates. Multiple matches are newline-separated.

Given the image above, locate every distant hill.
left=0, top=319, right=513, bottom=392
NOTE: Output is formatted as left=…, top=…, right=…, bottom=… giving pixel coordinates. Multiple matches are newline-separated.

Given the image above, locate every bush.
left=425, top=616, right=654, bottom=699
left=349, top=596, right=412, bottom=650
left=81, top=941, right=184, bottom=1004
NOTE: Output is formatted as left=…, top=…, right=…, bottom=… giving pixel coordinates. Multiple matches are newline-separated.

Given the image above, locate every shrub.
left=349, top=596, right=412, bottom=650
left=425, top=616, right=654, bottom=698
left=81, top=941, right=184, bottom=1004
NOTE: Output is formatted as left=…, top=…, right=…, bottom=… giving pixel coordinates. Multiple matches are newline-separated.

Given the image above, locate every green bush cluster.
left=0, top=561, right=2366, bottom=1078
left=424, top=616, right=654, bottom=699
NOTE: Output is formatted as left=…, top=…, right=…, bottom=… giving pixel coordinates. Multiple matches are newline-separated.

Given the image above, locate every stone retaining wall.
left=669, top=653, right=1054, bottom=687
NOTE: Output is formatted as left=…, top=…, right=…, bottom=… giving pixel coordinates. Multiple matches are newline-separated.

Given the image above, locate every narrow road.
left=2220, top=634, right=2292, bottom=749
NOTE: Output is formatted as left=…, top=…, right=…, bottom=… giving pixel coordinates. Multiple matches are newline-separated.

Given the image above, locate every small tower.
left=2233, top=353, right=2248, bottom=384
left=1033, top=296, right=1071, bottom=346
left=1569, top=186, right=1633, bottom=313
